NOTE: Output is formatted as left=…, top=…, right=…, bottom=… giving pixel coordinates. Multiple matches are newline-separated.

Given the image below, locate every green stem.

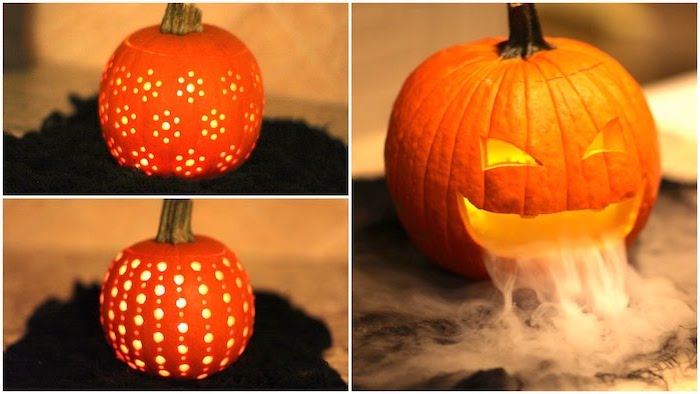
left=497, top=3, right=554, bottom=59
left=160, top=3, right=203, bottom=35
left=156, top=199, right=195, bottom=244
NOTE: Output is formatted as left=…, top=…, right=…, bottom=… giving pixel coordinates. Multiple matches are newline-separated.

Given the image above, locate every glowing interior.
left=582, top=118, right=626, bottom=160
left=458, top=185, right=644, bottom=257
left=481, top=138, right=541, bottom=170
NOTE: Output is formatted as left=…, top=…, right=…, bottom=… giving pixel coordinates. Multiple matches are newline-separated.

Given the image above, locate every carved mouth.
left=458, top=185, right=644, bottom=258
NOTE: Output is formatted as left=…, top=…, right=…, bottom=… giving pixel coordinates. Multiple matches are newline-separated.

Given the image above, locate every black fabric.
left=3, top=283, right=346, bottom=390
left=4, top=95, right=347, bottom=195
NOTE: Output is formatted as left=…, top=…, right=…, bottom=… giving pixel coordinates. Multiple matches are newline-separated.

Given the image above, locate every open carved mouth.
left=458, top=185, right=644, bottom=258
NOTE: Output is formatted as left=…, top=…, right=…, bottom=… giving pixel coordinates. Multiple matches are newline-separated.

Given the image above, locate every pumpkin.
left=384, top=4, right=661, bottom=279
left=98, top=4, right=264, bottom=178
left=99, top=199, right=255, bottom=379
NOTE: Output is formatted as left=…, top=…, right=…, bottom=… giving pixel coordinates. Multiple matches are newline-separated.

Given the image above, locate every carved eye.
left=582, top=118, right=626, bottom=160
left=481, top=138, right=542, bottom=170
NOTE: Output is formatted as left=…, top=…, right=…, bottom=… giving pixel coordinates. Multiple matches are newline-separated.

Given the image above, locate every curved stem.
left=497, top=3, right=554, bottom=59
left=160, top=3, right=203, bottom=35
left=156, top=199, right=195, bottom=244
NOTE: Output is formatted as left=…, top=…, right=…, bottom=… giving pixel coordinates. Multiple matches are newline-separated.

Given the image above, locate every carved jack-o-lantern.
left=385, top=4, right=661, bottom=279
left=98, top=4, right=264, bottom=178
left=99, top=200, right=255, bottom=379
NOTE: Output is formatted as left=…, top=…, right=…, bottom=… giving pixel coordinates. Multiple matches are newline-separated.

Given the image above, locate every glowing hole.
left=174, top=274, right=184, bottom=285
left=154, top=332, right=164, bottom=343
left=109, top=331, right=116, bottom=341
left=188, top=71, right=194, bottom=77
left=119, top=301, right=128, bottom=311
left=202, top=356, right=213, bottom=365
left=215, top=271, right=224, bottom=280
left=227, top=316, right=235, bottom=327
left=136, top=293, right=146, bottom=304
left=188, top=97, right=194, bottom=104
left=108, top=310, right=115, bottom=320
left=198, top=284, right=209, bottom=295
left=153, top=130, right=159, bottom=137
left=222, top=258, right=231, bottom=267
left=225, top=155, right=233, bottom=162
left=210, top=134, right=217, bottom=140
left=198, top=91, right=204, bottom=96
left=155, top=285, right=165, bottom=296
left=157, top=262, right=167, bottom=272
left=177, top=90, right=183, bottom=96
left=134, top=315, right=144, bottom=326
left=179, top=364, right=190, bottom=372
left=204, top=333, right=214, bottom=343
left=178, top=344, right=188, bottom=354
left=159, top=370, right=170, bottom=377
left=223, top=293, right=231, bottom=303
left=121, top=116, right=128, bottom=125
left=140, top=271, right=151, bottom=281
left=156, top=355, right=166, bottom=364
left=118, top=325, right=126, bottom=335
left=111, top=287, right=118, bottom=297
left=219, top=357, right=229, bottom=367
left=243, top=327, right=249, bottom=337
left=120, top=344, right=129, bottom=354
left=178, top=323, right=189, bottom=333
left=140, top=158, right=149, bottom=166
left=119, top=264, right=128, bottom=275
left=174, top=117, right=180, bottom=124
left=123, top=280, right=133, bottom=291
left=144, top=82, right=152, bottom=91
left=202, top=308, right=212, bottom=319
left=202, top=130, right=208, bottom=136
left=210, top=120, right=218, bottom=128
left=164, top=138, right=170, bottom=144
left=178, top=77, right=185, bottom=83
left=133, top=340, right=142, bottom=350
left=227, top=338, right=234, bottom=348
left=175, top=131, right=181, bottom=137
left=186, top=83, right=195, bottom=93
left=185, top=159, right=195, bottom=167
left=244, top=302, right=249, bottom=312
left=230, top=83, right=237, bottom=91
left=135, top=359, right=145, bottom=368
left=176, top=298, right=187, bottom=308
left=176, top=155, right=183, bottom=161
left=154, top=308, right=164, bottom=320
left=235, top=278, right=243, bottom=288
left=147, top=69, right=154, bottom=76
left=156, top=81, right=162, bottom=87
left=162, top=122, right=171, bottom=131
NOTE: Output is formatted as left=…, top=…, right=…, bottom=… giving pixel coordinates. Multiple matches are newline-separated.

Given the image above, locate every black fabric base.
left=3, top=283, right=346, bottom=390
left=4, top=95, right=347, bottom=195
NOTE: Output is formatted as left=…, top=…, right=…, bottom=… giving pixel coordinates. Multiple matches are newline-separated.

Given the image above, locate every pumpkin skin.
left=98, top=24, right=264, bottom=178
left=99, top=235, right=255, bottom=379
left=385, top=35, right=661, bottom=279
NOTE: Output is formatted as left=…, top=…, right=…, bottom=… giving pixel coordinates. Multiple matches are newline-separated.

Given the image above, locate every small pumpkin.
left=385, top=4, right=660, bottom=279
left=98, top=4, right=264, bottom=178
left=99, top=199, right=255, bottom=379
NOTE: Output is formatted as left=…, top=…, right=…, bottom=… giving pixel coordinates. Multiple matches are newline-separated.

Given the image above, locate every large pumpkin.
left=99, top=200, right=255, bottom=379
left=385, top=4, right=661, bottom=279
left=98, top=4, right=264, bottom=178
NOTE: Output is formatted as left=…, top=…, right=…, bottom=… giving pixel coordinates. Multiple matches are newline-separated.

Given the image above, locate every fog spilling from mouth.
left=354, top=238, right=697, bottom=390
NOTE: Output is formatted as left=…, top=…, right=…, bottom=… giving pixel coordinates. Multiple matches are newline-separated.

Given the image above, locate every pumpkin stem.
left=498, top=3, right=554, bottom=59
left=160, top=3, right=203, bottom=35
left=156, top=199, right=196, bottom=244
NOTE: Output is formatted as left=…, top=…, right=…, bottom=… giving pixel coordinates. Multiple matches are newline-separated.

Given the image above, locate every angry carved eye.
left=481, top=138, right=542, bottom=170
left=582, top=118, right=626, bottom=160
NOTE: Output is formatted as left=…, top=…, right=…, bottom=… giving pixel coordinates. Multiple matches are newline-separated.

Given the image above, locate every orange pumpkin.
left=99, top=200, right=254, bottom=379
left=98, top=4, right=264, bottom=178
left=385, top=4, right=661, bottom=279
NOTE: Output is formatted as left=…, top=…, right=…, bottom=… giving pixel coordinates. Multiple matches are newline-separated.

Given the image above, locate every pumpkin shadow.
left=3, top=282, right=347, bottom=390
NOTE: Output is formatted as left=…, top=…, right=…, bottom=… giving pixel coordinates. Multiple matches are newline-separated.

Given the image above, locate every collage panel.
left=3, top=198, right=348, bottom=389
left=4, top=3, right=348, bottom=195
left=352, top=3, right=696, bottom=390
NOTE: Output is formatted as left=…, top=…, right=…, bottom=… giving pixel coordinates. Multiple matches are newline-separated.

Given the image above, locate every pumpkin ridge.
left=571, top=54, right=646, bottom=200
left=482, top=63, right=515, bottom=213
left=441, top=63, right=505, bottom=266
left=392, top=58, right=492, bottom=222
left=538, top=56, right=614, bottom=209
left=530, top=60, right=571, bottom=211
left=566, top=51, right=648, bottom=181
left=422, top=61, right=502, bottom=263
left=389, top=57, right=492, bottom=186
left=521, top=62, right=531, bottom=216
left=124, top=38, right=249, bottom=59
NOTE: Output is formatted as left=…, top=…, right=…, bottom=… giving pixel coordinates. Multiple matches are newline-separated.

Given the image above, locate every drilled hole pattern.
left=98, top=28, right=264, bottom=179
left=99, top=236, right=255, bottom=380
